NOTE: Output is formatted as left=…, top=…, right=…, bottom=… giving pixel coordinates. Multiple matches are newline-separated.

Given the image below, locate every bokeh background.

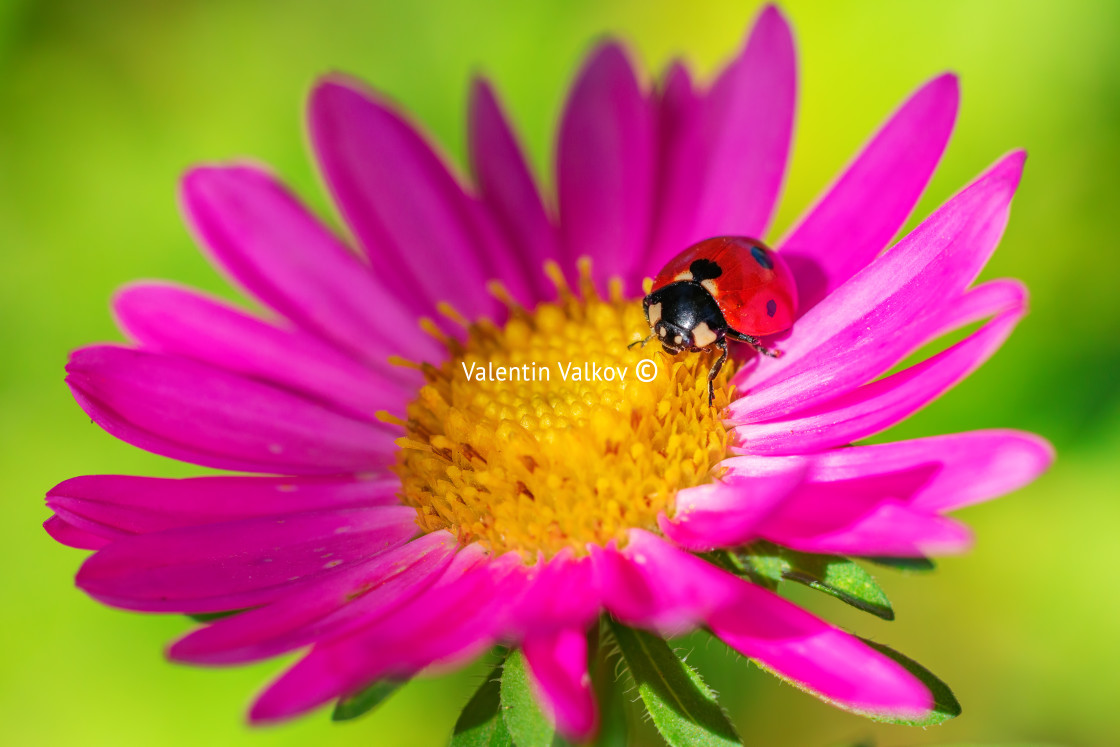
left=1, top=0, right=1117, bottom=744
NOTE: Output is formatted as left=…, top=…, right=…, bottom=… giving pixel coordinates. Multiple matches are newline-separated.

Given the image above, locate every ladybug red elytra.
left=631, top=236, right=798, bottom=407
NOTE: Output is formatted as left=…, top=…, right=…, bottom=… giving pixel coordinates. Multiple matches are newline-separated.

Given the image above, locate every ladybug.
left=631, top=236, right=798, bottom=407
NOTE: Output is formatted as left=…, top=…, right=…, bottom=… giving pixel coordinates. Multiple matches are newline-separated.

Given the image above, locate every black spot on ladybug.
left=751, top=246, right=774, bottom=270
left=689, top=258, right=723, bottom=282
left=766, top=299, right=777, bottom=317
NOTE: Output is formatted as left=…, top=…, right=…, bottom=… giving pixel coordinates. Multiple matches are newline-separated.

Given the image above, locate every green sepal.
left=725, top=543, right=894, bottom=620
left=184, top=609, right=244, bottom=623
left=451, top=665, right=512, bottom=747
left=331, top=679, right=405, bottom=721
left=748, top=637, right=960, bottom=728
left=863, top=556, right=936, bottom=573
left=499, top=649, right=555, bottom=747
left=591, top=618, right=628, bottom=747
left=608, top=619, right=740, bottom=747
left=858, top=639, right=961, bottom=726
left=717, top=545, right=783, bottom=591
left=780, top=550, right=894, bottom=621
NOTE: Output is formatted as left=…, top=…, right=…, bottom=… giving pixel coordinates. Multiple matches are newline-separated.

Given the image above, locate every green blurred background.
left=1, top=0, right=1117, bottom=744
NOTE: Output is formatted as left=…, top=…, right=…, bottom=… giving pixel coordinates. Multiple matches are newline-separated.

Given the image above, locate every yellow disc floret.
left=392, top=260, right=738, bottom=559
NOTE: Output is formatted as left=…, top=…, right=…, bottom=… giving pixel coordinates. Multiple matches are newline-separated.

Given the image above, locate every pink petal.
left=731, top=151, right=1026, bottom=423
left=744, top=461, right=938, bottom=538
left=43, top=515, right=110, bottom=550
left=180, top=164, right=438, bottom=369
left=733, top=296, right=1025, bottom=454
left=76, top=506, right=417, bottom=613
left=468, top=78, right=558, bottom=300
left=592, top=530, right=739, bottom=636
left=169, top=531, right=456, bottom=664
left=510, top=549, right=600, bottom=634
left=557, top=42, right=655, bottom=290
left=309, top=76, right=527, bottom=319
left=67, top=346, right=396, bottom=474
left=691, top=5, right=796, bottom=240
left=645, top=61, right=705, bottom=271
left=707, top=580, right=933, bottom=719
left=114, top=282, right=409, bottom=422
left=767, top=501, right=974, bottom=557
left=729, top=430, right=1047, bottom=553
left=658, top=455, right=807, bottom=551
left=733, top=279, right=1025, bottom=436
left=779, top=74, right=959, bottom=313
left=46, top=473, right=398, bottom=538
left=801, top=430, right=1055, bottom=514
left=923, top=278, right=1026, bottom=342
left=250, top=548, right=529, bottom=722
left=523, top=628, right=598, bottom=742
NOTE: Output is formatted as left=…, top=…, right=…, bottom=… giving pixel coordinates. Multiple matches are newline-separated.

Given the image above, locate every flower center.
left=392, top=260, right=738, bottom=559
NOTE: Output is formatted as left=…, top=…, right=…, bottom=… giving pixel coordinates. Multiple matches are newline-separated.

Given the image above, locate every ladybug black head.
left=642, top=281, right=729, bottom=354
left=650, top=318, right=692, bottom=354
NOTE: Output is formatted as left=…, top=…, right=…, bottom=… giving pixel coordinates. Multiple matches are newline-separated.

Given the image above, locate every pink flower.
left=45, top=5, right=1052, bottom=742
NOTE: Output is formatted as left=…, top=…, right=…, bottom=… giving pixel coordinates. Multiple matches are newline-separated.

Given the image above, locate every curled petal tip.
left=468, top=73, right=494, bottom=99
left=1034, top=434, right=1057, bottom=468
left=1001, top=430, right=1056, bottom=477
left=178, top=164, right=218, bottom=202
left=750, top=4, right=795, bottom=49
left=246, top=700, right=281, bottom=726
left=661, top=57, right=689, bottom=78
left=996, top=149, right=1028, bottom=182
left=928, top=70, right=960, bottom=89
left=180, top=161, right=270, bottom=194
left=310, top=71, right=366, bottom=96
left=758, top=3, right=790, bottom=25
left=921, top=72, right=960, bottom=115
left=307, top=73, right=397, bottom=124
left=579, top=38, right=633, bottom=76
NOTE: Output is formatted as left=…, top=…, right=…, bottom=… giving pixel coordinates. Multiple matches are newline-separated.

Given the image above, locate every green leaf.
left=751, top=639, right=960, bottom=728
left=863, top=556, right=936, bottom=573
left=608, top=619, right=741, bottom=747
left=184, top=609, right=244, bottom=623
left=725, top=544, right=894, bottom=620
left=722, top=543, right=783, bottom=591
left=332, top=679, right=404, bottom=721
left=591, top=619, right=628, bottom=747
left=451, top=666, right=513, bottom=747
left=859, top=639, right=961, bottom=726
left=500, top=650, right=554, bottom=747
left=780, top=551, right=894, bottom=621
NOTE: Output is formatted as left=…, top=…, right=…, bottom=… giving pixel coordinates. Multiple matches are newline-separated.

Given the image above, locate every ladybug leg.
left=628, top=333, right=655, bottom=350
left=727, top=330, right=781, bottom=358
left=707, top=339, right=729, bottom=408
